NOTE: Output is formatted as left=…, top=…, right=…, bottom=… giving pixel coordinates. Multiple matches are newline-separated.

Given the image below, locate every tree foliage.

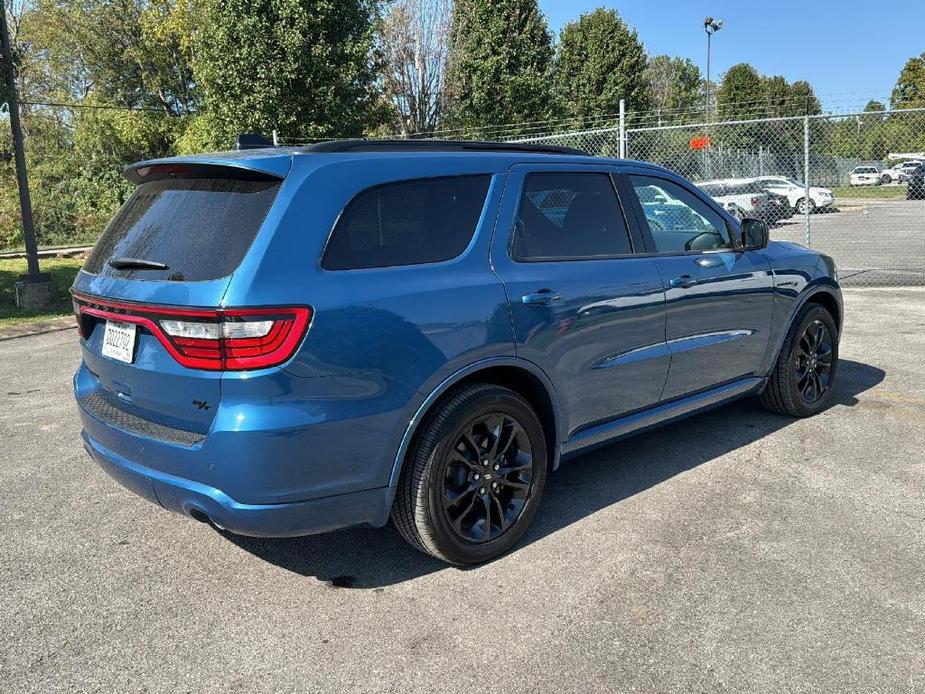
left=645, top=55, right=702, bottom=119
left=189, top=0, right=386, bottom=150
left=444, top=0, right=556, bottom=132
left=556, top=8, right=649, bottom=118
left=891, top=52, right=925, bottom=109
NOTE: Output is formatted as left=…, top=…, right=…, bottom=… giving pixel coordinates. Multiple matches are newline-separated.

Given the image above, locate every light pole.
left=703, top=16, right=722, bottom=179
left=703, top=17, right=723, bottom=125
left=1, top=2, right=53, bottom=309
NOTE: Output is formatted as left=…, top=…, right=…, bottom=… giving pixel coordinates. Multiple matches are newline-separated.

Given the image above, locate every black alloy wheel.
left=760, top=303, right=839, bottom=417
left=793, top=319, right=834, bottom=405
left=441, top=414, right=534, bottom=543
left=391, top=384, right=547, bottom=565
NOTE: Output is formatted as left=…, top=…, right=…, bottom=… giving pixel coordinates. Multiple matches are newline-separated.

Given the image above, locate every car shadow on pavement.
left=222, top=358, right=884, bottom=589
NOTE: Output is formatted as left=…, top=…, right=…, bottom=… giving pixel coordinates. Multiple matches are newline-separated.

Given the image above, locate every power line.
left=19, top=100, right=180, bottom=114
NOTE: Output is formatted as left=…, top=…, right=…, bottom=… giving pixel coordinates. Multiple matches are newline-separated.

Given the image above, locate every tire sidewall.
left=422, top=390, right=547, bottom=565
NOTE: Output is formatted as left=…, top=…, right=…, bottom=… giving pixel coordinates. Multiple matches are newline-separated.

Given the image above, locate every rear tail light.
left=751, top=196, right=763, bottom=206
left=72, top=292, right=311, bottom=371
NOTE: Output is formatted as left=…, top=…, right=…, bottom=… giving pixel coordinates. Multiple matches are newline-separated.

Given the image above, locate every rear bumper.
left=82, top=430, right=394, bottom=537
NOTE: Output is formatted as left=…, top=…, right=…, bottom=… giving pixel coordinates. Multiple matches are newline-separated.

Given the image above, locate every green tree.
left=444, top=0, right=556, bottom=132
left=556, top=8, right=649, bottom=119
left=25, top=0, right=195, bottom=115
left=188, top=0, right=386, bottom=149
left=891, top=52, right=925, bottom=109
left=762, top=75, right=790, bottom=116
left=785, top=80, right=821, bottom=116
left=645, top=55, right=702, bottom=120
left=716, top=63, right=763, bottom=120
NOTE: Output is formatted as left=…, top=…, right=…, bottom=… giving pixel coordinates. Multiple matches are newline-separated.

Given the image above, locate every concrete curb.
left=0, top=316, right=76, bottom=341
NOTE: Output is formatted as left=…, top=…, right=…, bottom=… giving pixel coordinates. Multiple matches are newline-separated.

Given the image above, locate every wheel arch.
left=388, top=358, right=564, bottom=489
left=765, top=283, right=842, bottom=378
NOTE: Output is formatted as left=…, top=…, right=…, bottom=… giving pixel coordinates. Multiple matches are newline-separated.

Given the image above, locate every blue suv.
left=72, top=140, right=842, bottom=564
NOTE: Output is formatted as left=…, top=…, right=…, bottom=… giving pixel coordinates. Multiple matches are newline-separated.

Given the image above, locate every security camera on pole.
left=1, top=2, right=54, bottom=310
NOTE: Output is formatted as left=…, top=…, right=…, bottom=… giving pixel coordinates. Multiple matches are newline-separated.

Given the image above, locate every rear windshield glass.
left=84, top=177, right=280, bottom=281
left=321, top=175, right=492, bottom=270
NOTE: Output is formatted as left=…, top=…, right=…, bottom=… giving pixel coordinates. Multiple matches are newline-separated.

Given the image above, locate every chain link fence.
left=512, top=108, right=925, bottom=287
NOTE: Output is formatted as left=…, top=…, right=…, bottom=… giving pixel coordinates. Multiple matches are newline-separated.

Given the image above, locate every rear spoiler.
left=124, top=162, right=285, bottom=185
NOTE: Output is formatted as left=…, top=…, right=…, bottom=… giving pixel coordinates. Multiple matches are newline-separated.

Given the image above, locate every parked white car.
left=849, top=166, right=882, bottom=186
left=752, top=176, right=835, bottom=214
left=881, top=161, right=924, bottom=183
left=698, top=180, right=773, bottom=220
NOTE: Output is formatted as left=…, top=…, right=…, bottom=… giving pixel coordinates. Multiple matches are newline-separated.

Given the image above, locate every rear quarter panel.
left=217, top=156, right=516, bottom=495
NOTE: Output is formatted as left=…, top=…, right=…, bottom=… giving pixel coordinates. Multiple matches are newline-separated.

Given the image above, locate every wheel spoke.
left=490, top=494, right=509, bottom=532
left=497, top=477, right=529, bottom=491
left=495, top=420, right=518, bottom=461
left=461, top=432, right=482, bottom=458
left=813, top=371, right=824, bottom=399
left=480, top=493, right=492, bottom=540
left=450, top=493, right=479, bottom=534
left=484, top=415, right=505, bottom=458
left=445, top=482, right=477, bottom=509
left=448, top=451, right=480, bottom=472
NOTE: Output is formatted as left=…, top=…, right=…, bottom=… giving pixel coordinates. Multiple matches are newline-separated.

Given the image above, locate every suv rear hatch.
left=73, top=156, right=297, bottom=442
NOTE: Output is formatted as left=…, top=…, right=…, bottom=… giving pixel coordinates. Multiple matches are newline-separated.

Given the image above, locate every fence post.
left=619, top=99, right=626, bottom=159
left=803, top=115, right=811, bottom=248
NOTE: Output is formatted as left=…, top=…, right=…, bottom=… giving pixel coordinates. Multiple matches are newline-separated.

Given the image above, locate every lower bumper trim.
left=82, top=431, right=393, bottom=538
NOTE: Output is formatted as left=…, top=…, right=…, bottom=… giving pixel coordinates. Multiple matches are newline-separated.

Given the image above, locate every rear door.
left=72, top=163, right=285, bottom=435
left=618, top=168, right=773, bottom=401
left=491, top=164, right=668, bottom=434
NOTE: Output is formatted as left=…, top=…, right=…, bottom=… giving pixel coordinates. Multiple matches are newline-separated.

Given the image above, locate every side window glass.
left=321, top=175, right=491, bottom=270
left=628, top=175, right=733, bottom=253
left=512, top=172, right=633, bottom=260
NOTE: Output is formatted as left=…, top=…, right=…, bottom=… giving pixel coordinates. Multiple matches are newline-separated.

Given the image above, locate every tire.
left=391, top=384, right=548, bottom=565
left=760, top=304, right=839, bottom=417
left=796, top=197, right=816, bottom=215
left=880, top=174, right=890, bottom=185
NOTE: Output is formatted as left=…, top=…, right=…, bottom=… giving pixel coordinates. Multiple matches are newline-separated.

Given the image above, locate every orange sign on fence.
left=690, top=136, right=711, bottom=150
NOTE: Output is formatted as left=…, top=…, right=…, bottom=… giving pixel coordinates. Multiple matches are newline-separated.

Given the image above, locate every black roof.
left=232, top=136, right=585, bottom=157
left=300, top=138, right=588, bottom=156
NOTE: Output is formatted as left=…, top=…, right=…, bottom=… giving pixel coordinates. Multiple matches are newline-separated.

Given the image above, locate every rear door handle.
left=668, top=275, right=696, bottom=289
left=521, top=289, right=561, bottom=306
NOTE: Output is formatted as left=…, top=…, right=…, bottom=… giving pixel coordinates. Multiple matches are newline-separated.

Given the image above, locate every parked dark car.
left=72, top=139, right=843, bottom=565
left=908, top=163, right=925, bottom=200
left=764, top=190, right=794, bottom=222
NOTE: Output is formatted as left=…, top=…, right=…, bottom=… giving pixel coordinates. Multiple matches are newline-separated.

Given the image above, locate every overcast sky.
left=539, top=0, right=925, bottom=112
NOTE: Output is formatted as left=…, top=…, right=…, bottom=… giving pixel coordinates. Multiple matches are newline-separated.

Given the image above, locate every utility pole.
left=1, top=2, right=53, bottom=309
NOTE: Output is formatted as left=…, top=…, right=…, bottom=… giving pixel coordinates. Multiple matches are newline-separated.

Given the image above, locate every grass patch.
left=0, top=256, right=84, bottom=328
left=831, top=185, right=908, bottom=200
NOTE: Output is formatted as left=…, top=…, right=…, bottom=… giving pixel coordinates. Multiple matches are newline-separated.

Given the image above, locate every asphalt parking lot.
left=1, top=289, right=923, bottom=693
left=771, top=198, right=925, bottom=287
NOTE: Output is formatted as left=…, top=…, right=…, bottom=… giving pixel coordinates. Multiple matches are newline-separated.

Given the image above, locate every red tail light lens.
left=72, top=293, right=311, bottom=371
left=751, top=196, right=762, bottom=206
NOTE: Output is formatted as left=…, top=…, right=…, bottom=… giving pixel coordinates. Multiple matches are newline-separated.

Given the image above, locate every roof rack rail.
left=297, top=139, right=589, bottom=156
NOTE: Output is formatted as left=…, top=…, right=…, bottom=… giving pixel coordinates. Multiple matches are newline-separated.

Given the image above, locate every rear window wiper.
left=108, top=257, right=170, bottom=271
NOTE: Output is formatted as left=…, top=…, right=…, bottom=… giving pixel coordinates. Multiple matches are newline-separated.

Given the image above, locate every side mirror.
left=740, top=217, right=769, bottom=250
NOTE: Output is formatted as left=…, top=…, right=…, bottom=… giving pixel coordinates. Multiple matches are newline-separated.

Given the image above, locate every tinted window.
left=321, top=175, right=491, bottom=270
left=628, top=175, right=733, bottom=253
left=84, top=177, right=280, bottom=281
left=512, top=173, right=632, bottom=260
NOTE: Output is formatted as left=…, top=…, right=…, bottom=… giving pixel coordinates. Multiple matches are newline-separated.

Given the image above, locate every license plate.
left=102, top=320, right=137, bottom=364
